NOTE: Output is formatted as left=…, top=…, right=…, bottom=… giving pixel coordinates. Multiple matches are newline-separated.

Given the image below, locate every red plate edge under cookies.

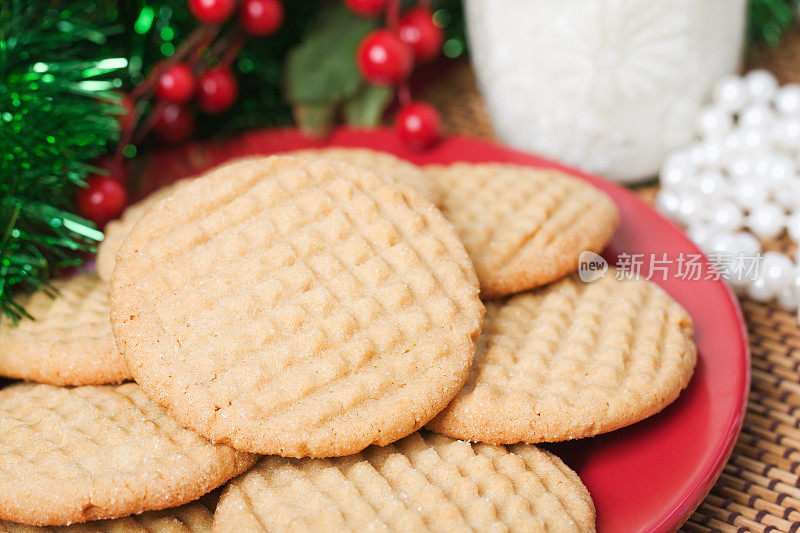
left=138, top=127, right=750, bottom=533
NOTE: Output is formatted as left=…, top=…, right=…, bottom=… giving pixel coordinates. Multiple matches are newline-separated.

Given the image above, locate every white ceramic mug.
left=465, top=0, right=747, bottom=183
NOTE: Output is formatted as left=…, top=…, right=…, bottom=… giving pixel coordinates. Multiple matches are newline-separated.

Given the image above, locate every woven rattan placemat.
left=417, top=34, right=800, bottom=532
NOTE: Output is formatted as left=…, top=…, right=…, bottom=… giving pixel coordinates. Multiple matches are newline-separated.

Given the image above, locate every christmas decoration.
left=345, top=0, right=388, bottom=17
left=655, top=69, right=800, bottom=321
left=1, top=0, right=466, bottom=319
left=396, top=101, right=441, bottom=150
left=153, top=104, right=196, bottom=144
left=155, top=63, right=197, bottom=104
left=188, top=0, right=237, bottom=24
left=240, top=0, right=284, bottom=36
left=77, top=176, right=129, bottom=226
left=357, top=29, right=414, bottom=85
left=0, top=1, right=120, bottom=320
left=397, top=7, right=444, bottom=62
left=196, top=67, right=239, bottom=114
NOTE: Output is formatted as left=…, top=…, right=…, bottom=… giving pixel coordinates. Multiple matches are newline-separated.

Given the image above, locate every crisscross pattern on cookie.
left=0, top=383, right=255, bottom=526
left=111, top=156, right=482, bottom=457
left=0, top=500, right=213, bottom=532
left=96, top=180, right=188, bottom=282
left=426, top=163, right=619, bottom=296
left=288, top=148, right=439, bottom=206
left=427, top=272, right=697, bottom=444
left=0, top=274, right=130, bottom=385
left=213, top=432, right=595, bottom=532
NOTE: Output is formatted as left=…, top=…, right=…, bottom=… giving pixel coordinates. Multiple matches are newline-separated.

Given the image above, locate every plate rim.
left=412, top=131, right=751, bottom=533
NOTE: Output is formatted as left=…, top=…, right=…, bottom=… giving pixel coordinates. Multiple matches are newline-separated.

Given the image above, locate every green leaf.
left=293, top=103, right=337, bottom=138
left=284, top=2, right=378, bottom=105
left=343, top=84, right=394, bottom=127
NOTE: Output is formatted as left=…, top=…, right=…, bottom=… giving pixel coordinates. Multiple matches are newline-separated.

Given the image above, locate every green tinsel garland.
left=749, top=0, right=800, bottom=47
left=0, top=1, right=122, bottom=321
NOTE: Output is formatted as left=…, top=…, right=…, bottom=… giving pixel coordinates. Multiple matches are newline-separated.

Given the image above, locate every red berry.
left=196, top=67, right=239, bottom=114
left=188, top=0, right=236, bottom=24
left=156, top=63, right=196, bottom=104
left=115, top=93, right=136, bottom=131
left=397, top=7, right=444, bottom=62
left=77, top=175, right=128, bottom=225
left=344, top=0, right=386, bottom=16
left=240, top=0, right=284, bottom=35
left=92, top=157, right=127, bottom=184
left=153, top=104, right=195, bottom=144
left=396, top=101, right=441, bottom=150
left=357, top=30, right=414, bottom=85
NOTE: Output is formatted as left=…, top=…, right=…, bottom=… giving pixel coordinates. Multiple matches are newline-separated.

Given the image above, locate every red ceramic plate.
left=140, top=128, right=750, bottom=533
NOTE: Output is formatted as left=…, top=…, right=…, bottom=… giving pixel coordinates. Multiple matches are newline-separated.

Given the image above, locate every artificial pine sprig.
left=0, top=1, right=124, bottom=322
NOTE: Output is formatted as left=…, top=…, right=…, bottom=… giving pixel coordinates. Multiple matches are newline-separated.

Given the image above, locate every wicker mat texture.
left=417, top=30, right=800, bottom=533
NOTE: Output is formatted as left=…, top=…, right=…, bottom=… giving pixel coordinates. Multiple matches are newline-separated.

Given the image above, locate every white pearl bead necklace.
left=656, top=69, right=800, bottom=323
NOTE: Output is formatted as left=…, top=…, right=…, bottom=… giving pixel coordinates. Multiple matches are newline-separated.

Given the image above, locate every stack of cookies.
left=0, top=148, right=697, bottom=532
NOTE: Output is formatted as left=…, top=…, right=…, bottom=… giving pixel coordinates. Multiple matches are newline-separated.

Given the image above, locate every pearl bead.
left=731, top=232, right=761, bottom=256
left=696, top=169, right=728, bottom=197
left=746, top=69, right=778, bottom=102
left=740, top=104, right=774, bottom=129
left=660, top=165, right=694, bottom=190
left=677, top=193, right=706, bottom=225
left=660, top=151, right=694, bottom=188
left=687, top=224, right=716, bottom=249
left=713, top=75, right=747, bottom=112
left=655, top=189, right=681, bottom=218
left=747, top=203, right=786, bottom=239
left=752, top=155, right=774, bottom=179
left=748, top=276, right=777, bottom=302
left=773, top=118, right=800, bottom=150
left=787, top=212, right=800, bottom=241
left=726, top=154, right=752, bottom=180
left=775, top=181, right=800, bottom=210
left=768, top=155, right=795, bottom=182
left=688, top=145, right=709, bottom=166
left=708, top=231, right=739, bottom=254
left=740, top=127, right=768, bottom=150
left=733, top=181, right=769, bottom=209
left=710, top=201, right=743, bottom=231
left=777, top=285, right=799, bottom=310
left=700, top=140, right=726, bottom=167
left=667, top=73, right=800, bottom=323
left=694, top=105, right=733, bottom=138
left=723, top=130, right=745, bottom=153
left=776, top=84, right=800, bottom=116
left=761, top=251, right=796, bottom=293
